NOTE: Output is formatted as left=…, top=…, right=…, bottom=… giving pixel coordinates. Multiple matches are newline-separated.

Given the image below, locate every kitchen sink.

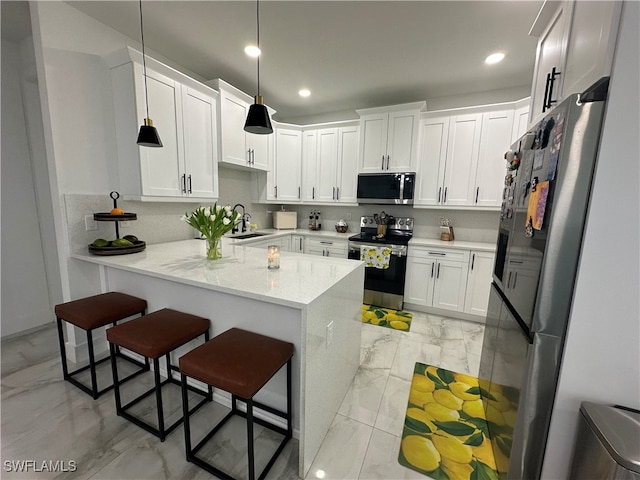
left=232, top=232, right=268, bottom=239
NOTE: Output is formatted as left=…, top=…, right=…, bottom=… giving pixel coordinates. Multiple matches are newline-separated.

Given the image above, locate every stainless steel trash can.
left=570, top=402, right=640, bottom=479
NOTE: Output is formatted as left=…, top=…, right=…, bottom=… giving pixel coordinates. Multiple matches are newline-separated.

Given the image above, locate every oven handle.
left=348, top=243, right=408, bottom=257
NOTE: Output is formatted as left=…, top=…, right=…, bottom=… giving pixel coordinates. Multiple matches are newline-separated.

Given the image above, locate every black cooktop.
left=349, top=230, right=412, bottom=245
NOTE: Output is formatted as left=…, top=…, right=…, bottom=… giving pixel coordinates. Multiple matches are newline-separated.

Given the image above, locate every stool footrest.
left=64, top=351, right=149, bottom=399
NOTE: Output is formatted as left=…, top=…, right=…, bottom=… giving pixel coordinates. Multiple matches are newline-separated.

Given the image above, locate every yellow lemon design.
left=441, top=457, right=474, bottom=480
left=432, top=434, right=473, bottom=464
left=449, top=381, right=480, bottom=401
left=406, top=407, right=437, bottom=432
left=471, top=438, right=497, bottom=470
left=390, top=320, right=409, bottom=330
left=462, top=399, right=485, bottom=418
left=412, top=374, right=436, bottom=393
left=425, top=402, right=460, bottom=422
left=453, top=372, right=479, bottom=386
left=433, top=389, right=464, bottom=410
left=363, top=311, right=377, bottom=323
left=409, top=388, right=435, bottom=407
left=401, top=435, right=441, bottom=472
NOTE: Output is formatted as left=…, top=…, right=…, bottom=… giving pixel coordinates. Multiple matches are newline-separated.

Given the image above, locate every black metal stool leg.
left=246, top=398, right=255, bottom=480
left=86, top=329, right=98, bottom=399
left=153, top=357, right=165, bottom=441
left=110, top=343, right=123, bottom=414
left=56, top=317, right=69, bottom=379
left=181, top=373, right=192, bottom=461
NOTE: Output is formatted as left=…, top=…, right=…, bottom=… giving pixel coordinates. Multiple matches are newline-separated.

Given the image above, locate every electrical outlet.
left=346, top=212, right=352, bottom=221
left=326, top=321, right=334, bottom=347
left=84, top=215, right=98, bottom=231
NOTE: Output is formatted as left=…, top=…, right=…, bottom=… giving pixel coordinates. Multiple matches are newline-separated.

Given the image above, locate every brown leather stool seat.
left=107, top=308, right=211, bottom=441
left=55, top=292, right=149, bottom=399
left=179, top=328, right=294, bottom=480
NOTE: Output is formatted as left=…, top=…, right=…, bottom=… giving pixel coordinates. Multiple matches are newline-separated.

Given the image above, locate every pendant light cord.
left=256, top=0, right=260, bottom=96
left=139, top=0, right=150, bottom=120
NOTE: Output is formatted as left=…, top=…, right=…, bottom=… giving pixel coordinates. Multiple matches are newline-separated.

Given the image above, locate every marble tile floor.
left=1, top=311, right=484, bottom=480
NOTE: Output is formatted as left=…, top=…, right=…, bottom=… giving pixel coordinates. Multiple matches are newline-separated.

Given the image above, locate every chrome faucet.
left=232, top=203, right=247, bottom=233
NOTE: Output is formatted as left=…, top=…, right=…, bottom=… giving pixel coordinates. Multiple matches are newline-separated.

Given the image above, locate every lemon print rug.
left=362, top=304, right=413, bottom=331
left=398, top=363, right=518, bottom=480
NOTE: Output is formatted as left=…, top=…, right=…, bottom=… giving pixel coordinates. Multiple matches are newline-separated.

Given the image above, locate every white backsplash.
left=285, top=204, right=499, bottom=243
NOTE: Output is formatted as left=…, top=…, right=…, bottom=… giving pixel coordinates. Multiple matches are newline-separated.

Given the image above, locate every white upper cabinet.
left=561, top=1, right=622, bottom=96
left=528, top=0, right=622, bottom=125
left=273, top=127, right=302, bottom=202
left=211, top=79, right=271, bottom=171
left=474, top=110, right=515, bottom=207
left=107, top=47, right=218, bottom=201
left=357, top=102, right=425, bottom=172
left=415, top=117, right=449, bottom=206
left=301, top=124, right=359, bottom=205
left=442, top=114, right=482, bottom=206
left=301, top=130, right=318, bottom=202
left=416, top=104, right=523, bottom=209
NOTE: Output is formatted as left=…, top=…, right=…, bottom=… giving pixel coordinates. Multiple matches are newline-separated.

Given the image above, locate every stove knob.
left=399, top=219, right=404, bottom=225
left=363, top=218, right=368, bottom=224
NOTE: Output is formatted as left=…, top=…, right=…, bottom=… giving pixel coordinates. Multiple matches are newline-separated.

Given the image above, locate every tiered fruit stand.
left=88, top=192, right=146, bottom=256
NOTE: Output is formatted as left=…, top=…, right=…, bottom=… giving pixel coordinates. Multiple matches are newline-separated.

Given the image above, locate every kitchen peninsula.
left=71, top=238, right=364, bottom=477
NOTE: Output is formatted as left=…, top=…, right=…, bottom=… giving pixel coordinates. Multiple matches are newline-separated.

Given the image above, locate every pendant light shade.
left=244, top=0, right=273, bottom=135
left=136, top=0, right=162, bottom=147
left=137, top=118, right=163, bottom=147
left=244, top=95, right=273, bottom=134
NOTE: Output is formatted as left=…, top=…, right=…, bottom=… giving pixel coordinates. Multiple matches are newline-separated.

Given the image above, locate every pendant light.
left=136, top=0, right=162, bottom=147
left=244, top=0, right=273, bottom=135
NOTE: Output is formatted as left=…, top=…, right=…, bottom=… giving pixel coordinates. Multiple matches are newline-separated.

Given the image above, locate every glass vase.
left=206, top=236, right=222, bottom=260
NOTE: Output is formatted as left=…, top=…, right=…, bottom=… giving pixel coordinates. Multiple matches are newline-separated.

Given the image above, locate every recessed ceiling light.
left=485, top=52, right=505, bottom=65
left=244, top=45, right=261, bottom=57
left=298, top=88, right=311, bottom=97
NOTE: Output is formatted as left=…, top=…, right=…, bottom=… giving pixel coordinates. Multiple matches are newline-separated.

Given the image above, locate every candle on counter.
left=267, top=245, right=280, bottom=269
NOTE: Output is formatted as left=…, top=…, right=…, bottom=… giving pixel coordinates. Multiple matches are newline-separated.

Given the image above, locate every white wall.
left=541, top=2, right=640, bottom=478
left=1, top=39, right=53, bottom=336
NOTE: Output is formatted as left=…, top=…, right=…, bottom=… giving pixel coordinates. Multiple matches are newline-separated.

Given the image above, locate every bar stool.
left=55, top=292, right=149, bottom=399
left=179, top=328, right=294, bottom=480
left=106, top=308, right=211, bottom=441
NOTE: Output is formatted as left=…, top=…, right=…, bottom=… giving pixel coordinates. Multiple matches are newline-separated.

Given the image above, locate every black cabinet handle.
left=336, top=187, right=340, bottom=200
left=312, top=187, right=315, bottom=199
left=431, top=263, right=435, bottom=278
left=381, top=155, right=385, bottom=170
left=438, top=187, right=442, bottom=204
left=444, top=187, right=448, bottom=203
left=543, top=72, right=552, bottom=113
left=471, top=253, right=475, bottom=271
left=437, top=263, right=441, bottom=279
left=475, top=187, right=479, bottom=204
left=275, top=185, right=277, bottom=198
left=298, top=186, right=301, bottom=199
left=188, top=174, right=192, bottom=194
left=546, top=67, right=561, bottom=111
left=181, top=174, right=186, bottom=193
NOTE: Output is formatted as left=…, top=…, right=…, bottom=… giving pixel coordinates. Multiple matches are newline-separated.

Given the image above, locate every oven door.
left=348, top=242, right=408, bottom=310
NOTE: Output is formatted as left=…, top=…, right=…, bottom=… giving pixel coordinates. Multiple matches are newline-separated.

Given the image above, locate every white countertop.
left=229, top=228, right=496, bottom=252
left=72, top=239, right=363, bottom=309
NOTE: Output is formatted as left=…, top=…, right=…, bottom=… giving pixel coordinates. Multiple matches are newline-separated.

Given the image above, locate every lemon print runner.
left=362, top=304, right=413, bottom=331
left=399, top=363, right=518, bottom=480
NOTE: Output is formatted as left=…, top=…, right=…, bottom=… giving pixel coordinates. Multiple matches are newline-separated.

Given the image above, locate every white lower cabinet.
left=246, top=235, right=292, bottom=252
left=304, top=238, right=348, bottom=258
left=405, top=247, right=469, bottom=312
left=291, top=235, right=304, bottom=253
left=464, top=251, right=496, bottom=316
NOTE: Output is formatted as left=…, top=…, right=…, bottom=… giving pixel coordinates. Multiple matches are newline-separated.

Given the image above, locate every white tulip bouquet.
left=182, top=204, right=239, bottom=259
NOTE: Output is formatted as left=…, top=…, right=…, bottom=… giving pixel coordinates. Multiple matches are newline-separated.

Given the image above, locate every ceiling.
left=9, top=1, right=544, bottom=123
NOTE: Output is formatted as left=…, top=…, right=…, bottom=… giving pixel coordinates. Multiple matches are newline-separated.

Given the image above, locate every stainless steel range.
left=348, top=216, right=413, bottom=310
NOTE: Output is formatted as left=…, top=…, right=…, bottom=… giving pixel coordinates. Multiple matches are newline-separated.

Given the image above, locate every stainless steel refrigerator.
left=479, top=77, right=610, bottom=479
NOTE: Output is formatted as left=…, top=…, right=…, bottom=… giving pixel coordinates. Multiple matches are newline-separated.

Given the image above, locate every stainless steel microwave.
left=356, top=172, right=415, bottom=205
